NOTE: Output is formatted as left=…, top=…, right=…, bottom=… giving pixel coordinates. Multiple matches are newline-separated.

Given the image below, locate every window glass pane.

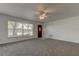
left=24, top=28, right=28, bottom=35
left=23, top=24, right=28, bottom=29
left=8, top=21, right=15, bottom=29
left=8, top=29, right=14, bottom=37
left=23, top=23, right=28, bottom=35
left=28, top=24, right=33, bottom=36
left=15, top=22, right=22, bottom=36
left=8, top=21, right=15, bottom=37
left=29, top=31, right=33, bottom=36
left=23, top=23, right=33, bottom=36
left=28, top=24, right=33, bottom=29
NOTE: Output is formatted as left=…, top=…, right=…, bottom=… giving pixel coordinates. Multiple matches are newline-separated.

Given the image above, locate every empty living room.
left=0, top=3, right=79, bottom=56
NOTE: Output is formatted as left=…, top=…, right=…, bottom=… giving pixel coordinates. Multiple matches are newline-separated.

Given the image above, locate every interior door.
left=38, top=25, right=42, bottom=38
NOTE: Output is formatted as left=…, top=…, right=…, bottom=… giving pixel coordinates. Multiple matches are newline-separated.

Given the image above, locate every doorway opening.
left=38, top=25, right=42, bottom=38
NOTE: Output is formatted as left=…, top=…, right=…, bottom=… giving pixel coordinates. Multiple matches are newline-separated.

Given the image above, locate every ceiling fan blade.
left=35, top=4, right=45, bottom=15
left=37, top=4, right=45, bottom=11
left=44, top=5, right=63, bottom=13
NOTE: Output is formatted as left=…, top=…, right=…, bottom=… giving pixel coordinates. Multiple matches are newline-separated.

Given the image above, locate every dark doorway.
left=38, top=25, right=42, bottom=38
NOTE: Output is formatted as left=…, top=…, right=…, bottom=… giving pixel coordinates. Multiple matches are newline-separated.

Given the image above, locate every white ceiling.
left=0, top=3, right=79, bottom=22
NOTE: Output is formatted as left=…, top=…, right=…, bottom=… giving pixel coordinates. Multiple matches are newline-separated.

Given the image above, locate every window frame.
left=8, top=21, right=34, bottom=38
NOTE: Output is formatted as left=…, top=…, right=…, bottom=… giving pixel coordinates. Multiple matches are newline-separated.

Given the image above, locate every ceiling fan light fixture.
left=40, top=16, right=45, bottom=20
left=39, top=13, right=47, bottom=20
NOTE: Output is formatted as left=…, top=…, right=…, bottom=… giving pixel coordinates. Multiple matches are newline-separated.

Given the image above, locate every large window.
left=8, top=21, right=33, bottom=37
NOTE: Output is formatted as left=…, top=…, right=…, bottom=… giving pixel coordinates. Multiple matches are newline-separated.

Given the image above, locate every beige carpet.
left=0, top=38, right=79, bottom=56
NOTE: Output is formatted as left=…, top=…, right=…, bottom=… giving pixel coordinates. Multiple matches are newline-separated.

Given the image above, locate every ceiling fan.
left=36, top=6, right=53, bottom=20
left=39, top=9, right=48, bottom=20
left=35, top=4, right=62, bottom=20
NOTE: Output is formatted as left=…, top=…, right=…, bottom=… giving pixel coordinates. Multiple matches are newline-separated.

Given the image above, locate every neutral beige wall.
left=44, top=16, right=79, bottom=43
left=0, top=14, right=43, bottom=44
